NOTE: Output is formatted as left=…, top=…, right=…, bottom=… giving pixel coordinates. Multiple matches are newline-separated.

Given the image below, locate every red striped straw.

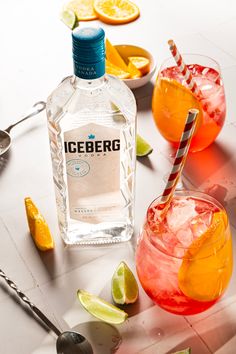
left=168, top=40, right=214, bottom=117
left=158, top=109, right=199, bottom=215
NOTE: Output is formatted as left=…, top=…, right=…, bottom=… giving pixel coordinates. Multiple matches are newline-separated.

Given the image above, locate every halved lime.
left=77, top=289, right=128, bottom=324
left=136, top=134, right=153, bottom=157
left=60, top=9, right=77, bottom=29
left=172, top=348, right=191, bottom=354
left=112, top=261, right=139, bottom=305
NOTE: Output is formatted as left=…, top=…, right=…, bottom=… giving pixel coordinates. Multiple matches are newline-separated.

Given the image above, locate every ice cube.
left=190, top=211, right=213, bottom=239
left=176, top=228, right=194, bottom=248
left=167, top=198, right=197, bottom=233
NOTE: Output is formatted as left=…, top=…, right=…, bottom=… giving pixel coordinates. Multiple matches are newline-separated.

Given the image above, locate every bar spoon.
left=0, top=101, right=46, bottom=156
left=0, top=269, right=93, bottom=354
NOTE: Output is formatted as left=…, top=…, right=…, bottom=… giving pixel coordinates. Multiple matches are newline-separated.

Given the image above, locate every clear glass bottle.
left=46, top=27, right=137, bottom=245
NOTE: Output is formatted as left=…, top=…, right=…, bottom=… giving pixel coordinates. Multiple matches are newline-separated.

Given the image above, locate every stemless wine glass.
left=152, top=55, right=226, bottom=152
left=136, top=190, right=233, bottom=315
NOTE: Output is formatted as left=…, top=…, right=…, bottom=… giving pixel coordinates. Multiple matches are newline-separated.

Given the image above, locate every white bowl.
left=114, top=44, right=156, bottom=89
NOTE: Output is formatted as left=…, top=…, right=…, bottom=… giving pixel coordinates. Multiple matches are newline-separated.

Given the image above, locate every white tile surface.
left=201, top=17, right=236, bottom=59
left=1, top=0, right=236, bottom=353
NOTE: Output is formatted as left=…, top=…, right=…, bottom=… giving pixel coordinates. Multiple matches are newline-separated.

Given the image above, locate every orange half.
left=178, top=211, right=232, bottom=302
left=152, top=78, right=203, bottom=143
left=65, top=0, right=98, bottom=21
left=94, top=0, right=140, bottom=24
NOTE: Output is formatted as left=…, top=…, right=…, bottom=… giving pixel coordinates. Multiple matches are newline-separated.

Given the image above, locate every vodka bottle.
left=46, top=27, right=137, bottom=245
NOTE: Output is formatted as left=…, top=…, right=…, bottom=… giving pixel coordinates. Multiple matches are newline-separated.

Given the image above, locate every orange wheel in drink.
left=152, top=78, right=203, bottom=144
left=152, top=55, right=226, bottom=152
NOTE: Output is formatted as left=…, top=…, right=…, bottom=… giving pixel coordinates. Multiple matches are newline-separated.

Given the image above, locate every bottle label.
left=64, top=123, right=121, bottom=223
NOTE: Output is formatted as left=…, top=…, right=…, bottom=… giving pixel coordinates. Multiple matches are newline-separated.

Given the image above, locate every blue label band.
left=73, top=60, right=105, bottom=80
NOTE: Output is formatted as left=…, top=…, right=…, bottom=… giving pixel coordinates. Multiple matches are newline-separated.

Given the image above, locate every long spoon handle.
left=0, top=269, right=61, bottom=336
left=5, top=101, right=46, bottom=133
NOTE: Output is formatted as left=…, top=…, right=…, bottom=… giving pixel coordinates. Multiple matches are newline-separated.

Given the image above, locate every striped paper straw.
left=158, top=109, right=199, bottom=214
left=168, top=40, right=214, bottom=117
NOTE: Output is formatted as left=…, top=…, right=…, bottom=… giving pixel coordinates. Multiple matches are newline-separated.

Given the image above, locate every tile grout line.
left=198, top=33, right=236, bottom=62
left=184, top=317, right=213, bottom=354
left=0, top=215, right=37, bottom=289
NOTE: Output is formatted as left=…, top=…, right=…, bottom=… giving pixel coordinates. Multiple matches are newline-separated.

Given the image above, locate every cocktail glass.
left=136, top=190, right=233, bottom=315
left=152, top=55, right=226, bottom=152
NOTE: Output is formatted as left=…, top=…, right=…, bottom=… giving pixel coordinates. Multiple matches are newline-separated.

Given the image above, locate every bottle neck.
left=72, top=75, right=106, bottom=90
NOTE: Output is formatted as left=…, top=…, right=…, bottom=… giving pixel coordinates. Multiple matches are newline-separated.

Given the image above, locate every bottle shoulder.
left=46, top=75, right=137, bottom=124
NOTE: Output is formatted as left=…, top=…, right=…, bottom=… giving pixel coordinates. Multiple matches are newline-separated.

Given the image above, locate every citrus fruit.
left=127, top=60, right=142, bottom=79
left=93, top=0, right=140, bottom=24
left=24, top=197, right=54, bottom=251
left=178, top=211, right=232, bottom=302
left=77, top=289, right=128, bottom=324
left=136, top=134, right=153, bottom=157
left=60, top=9, right=77, bottom=29
left=111, top=261, right=139, bottom=304
left=128, top=56, right=150, bottom=76
left=106, top=59, right=130, bottom=79
left=152, top=78, right=203, bottom=143
left=106, top=39, right=129, bottom=72
left=64, top=0, right=98, bottom=21
left=171, top=349, right=191, bottom=354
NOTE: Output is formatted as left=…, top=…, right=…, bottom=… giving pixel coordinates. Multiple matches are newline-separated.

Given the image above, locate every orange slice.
left=152, top=78, right=203, bottom=143
left=106, top=39, right=129, bottom=72
left=128, top=56, right=150, bottom=76
left=65, top=0, right=98, bottom=21
left=94, top=0, right=140, bottom=24
left=24, top=197, right=54, bottom=251
left=178, top=211, right=233, bottom=302
left=127, top=60, right=142, bottom=78
left=106, top=59, right=130, bottom=79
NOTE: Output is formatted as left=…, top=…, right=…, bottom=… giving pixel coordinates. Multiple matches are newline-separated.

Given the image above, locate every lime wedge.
left=171, top=348, right=191, bottom=354
left=112, top=261, right=139, bottom=304
left=136, top=134, right=153, bottom=157
left=77, top=289, right=128, bottom=324
left=60, top=9, right=77, bottom=29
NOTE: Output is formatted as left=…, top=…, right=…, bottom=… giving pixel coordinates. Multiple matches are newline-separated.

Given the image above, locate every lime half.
left=136, top=134, right=153, bottom=157
left=172, top=348, right=191, bottom=354
left=60, top=9, right=77, bottom=29
left=77, top=289, right=128, bottom=324
left=112, top=261, right=139, bottom=305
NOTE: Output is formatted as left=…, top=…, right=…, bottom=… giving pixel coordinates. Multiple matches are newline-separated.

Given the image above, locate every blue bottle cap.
left=72, top=27, right=105, bottom=80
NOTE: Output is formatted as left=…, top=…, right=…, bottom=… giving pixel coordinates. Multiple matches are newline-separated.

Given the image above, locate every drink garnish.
left=136, top=134, right=153, bottom=157
left=106, top=59, right=130, bottom=79
left=77, top=289, right=128, bottom=324
left=93, top=0, right=140, bottom=24
left=64, top=0, right=98, bottom=21
left=60, top=9, right=77, bottom=29
left=24, top=197, right=54, bottom=251
left=168, top=39, right=214, bottom=118
left=171, top=348, right=191, bottom=354
left=111, top=261, right=139, bottom=304
left=178, top=211, right=232, bottom=301
left=152, top=78, right=203, bottom=143
left=128, top=56, right=150, bottom=76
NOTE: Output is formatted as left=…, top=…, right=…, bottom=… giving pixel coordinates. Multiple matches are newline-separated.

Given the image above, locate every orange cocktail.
left=152, top=55, right=226, bottom=152
left=136, top=190, right=233, bottom=315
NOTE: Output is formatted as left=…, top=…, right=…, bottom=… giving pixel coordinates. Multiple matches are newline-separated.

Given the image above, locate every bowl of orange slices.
left=106, top=39, right=156, bottom=89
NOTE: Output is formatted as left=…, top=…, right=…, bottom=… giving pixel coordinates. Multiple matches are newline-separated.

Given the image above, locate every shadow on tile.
left=73, top=321, right=121, bottom=354
left=137, top=156, right=155, bottom=171
left=184, top=141, right=235, bottom=190
left=0, top=282, right=50, bottom=334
